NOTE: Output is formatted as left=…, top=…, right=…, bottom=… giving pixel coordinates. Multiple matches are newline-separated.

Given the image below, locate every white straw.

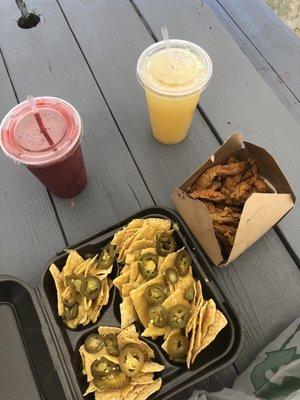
left=161, top=26, right=170, bottom=49
left=27, top=95, right=38, bottom=113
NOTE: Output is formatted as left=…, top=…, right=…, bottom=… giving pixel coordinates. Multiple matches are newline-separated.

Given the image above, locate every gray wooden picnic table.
left=1, top=0, right=300, bottom=395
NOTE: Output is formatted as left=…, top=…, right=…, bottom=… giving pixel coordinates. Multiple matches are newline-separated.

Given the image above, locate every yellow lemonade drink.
left=137, top=40, right=212, bottom=144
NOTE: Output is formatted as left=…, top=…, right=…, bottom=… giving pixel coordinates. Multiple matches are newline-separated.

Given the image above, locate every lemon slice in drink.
left=148, top=48, right=201, bottom=87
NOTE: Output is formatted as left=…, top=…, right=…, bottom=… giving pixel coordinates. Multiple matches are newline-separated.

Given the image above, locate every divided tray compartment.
left=0, top=207, right=244, bottom=400
left=41, top=207, right=244, bottom=399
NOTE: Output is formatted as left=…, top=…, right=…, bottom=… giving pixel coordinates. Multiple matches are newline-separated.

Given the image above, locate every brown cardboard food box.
left=172, top=133, right=295, bottom=266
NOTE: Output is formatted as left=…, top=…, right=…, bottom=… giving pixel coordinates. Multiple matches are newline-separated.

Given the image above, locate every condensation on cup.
left=0, top=96, right=87, bottom=198
left=137, top=37, right=212, bottom=144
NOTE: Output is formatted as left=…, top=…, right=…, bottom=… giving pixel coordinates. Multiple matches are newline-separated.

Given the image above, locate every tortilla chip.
left=141, top=361, right=165, bottom=373
left=90, top=278, right=110, bottom=319
left=130, top=275, right=165, bottom=327
left=124, top=239, right=155, bottom=258
left=162, top=287, right=190, bottom=309
left=125, top=253, right=136, bottom=265
left=161, top=329, right=180, bottom=353
left=119, top=384, right=138, bottom=399
left=65, top=297, right=87, bottom=328
left=94, top=387, right=125, bottom=400
left=49, top=264, right=65, bottom=316
left=63, top=250, right=84, bottom=276
left=100, top=278, right=110, bottom=305
left=118, top=241, right=134, bottom=261
left=130, top=261, right=140, bottom=282
left=72, top=257, right=91, bottom=275
left=116, top=325, right=156, bottom=360
left=118, top=234, right=139, bottom=261
left=141, top=247, right=157, bottom=255
left=121, top=282, right=139, bottom=298
left=126, top=384, right=149, bottom=400
left=191, top=301, right=208, bottom=364
left=83, top=381, right=96, bottom=396
left=113, top=271, right=130, bottom=291
left=198, top=310, right=227, bottom=354
left=83, top=296, right=93, bottom=311
left=102, top=354, right=120, bottom=365
left=119, top=263, right=132, bottom=275
left=120, top=296, right=138, bottom=328
left=83, top=255, right=99, bottom=275
left=114, top=218, right=170, bottom=262
left=117, top=324, right=139, bottom=345
left=173, top=273, right=194, bottom=292
left=201, top=299, right=217, bottom=339
left=142, top=325, right=171, bottom=340
left=131, top=373, right=154, bottom=385
left=158, top=251, right=178, bottom=274
left=96, top=265, right=114, bottom=280
left=134, top=378, right=162, bottom=400
left=126, top=219, right=145, bottom=230
left=185, top=281, right=199, bottom=335
left=112, top=228, right=138, bottom=247
left=146, top=218, right=171, bottom=232
left=186, top=314, right=198, bottom=369
left=98, top=326, right=122, bottom=336
left=80, top=345, right=106, bottom=382
left=186, top=283, right=204, bottom=368
left=137, top=341, right=155, bottom=359
left=142, top=288, right=189, bottom=339
left=128, top=225, right=157, bottom=244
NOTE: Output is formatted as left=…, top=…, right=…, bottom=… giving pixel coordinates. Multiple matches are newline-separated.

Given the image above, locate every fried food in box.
left=188, top=157, right=271, bottom=257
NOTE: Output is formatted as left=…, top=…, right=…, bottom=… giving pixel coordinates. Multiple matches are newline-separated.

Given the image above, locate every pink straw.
left=27, top=95, right=54, bottom=147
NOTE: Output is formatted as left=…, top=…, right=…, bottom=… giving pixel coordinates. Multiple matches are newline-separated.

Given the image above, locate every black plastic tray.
left=0, top=207, right=243, bottom=400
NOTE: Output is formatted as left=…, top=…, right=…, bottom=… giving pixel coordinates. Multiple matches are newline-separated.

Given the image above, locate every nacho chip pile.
left=112, top=218, right=227, bottom=368
left=50, top=248, right=113, bottom=329
left=80, top=324, right=164, bottom=400
left=112, top=218, right=172, bottom=328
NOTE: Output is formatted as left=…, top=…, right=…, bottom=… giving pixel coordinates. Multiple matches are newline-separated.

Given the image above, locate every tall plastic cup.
left=137, top=39, right=212, bottom=144
left=0, top=96, right=87, bottom=198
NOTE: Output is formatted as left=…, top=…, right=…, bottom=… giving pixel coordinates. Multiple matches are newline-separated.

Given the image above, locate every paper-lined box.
left=172, top=133, right=295, bottom=266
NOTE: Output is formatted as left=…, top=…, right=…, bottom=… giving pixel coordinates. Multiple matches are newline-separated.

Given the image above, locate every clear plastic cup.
left=0, top=96, right=87, bottom=198
left=137, top=39, right=212, bottom=144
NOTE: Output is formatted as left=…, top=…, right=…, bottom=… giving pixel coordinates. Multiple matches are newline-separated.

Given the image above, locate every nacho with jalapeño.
left=112, top=218, right=227, bottom=368
left=80, top=324, right=164, bottom=400
left=50, top=244, right=114, bottom=329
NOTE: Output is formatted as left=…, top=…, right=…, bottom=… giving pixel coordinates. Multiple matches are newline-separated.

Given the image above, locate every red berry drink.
left=0, top=97, right=87, bottom=198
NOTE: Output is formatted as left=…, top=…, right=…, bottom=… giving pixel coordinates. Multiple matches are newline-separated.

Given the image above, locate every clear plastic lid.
left=137, top=39, right=213, bottom=97
left=0, top=97, right=82, bottom=167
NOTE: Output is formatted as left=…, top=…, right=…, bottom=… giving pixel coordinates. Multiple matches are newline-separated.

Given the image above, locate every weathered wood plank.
left=204, top=0, right=300, bottom=124
left=133, top=0, right=300, bottom=264
left=0, top=57, right=65, bottom=286
left=211, top=232, right=300, bottom=370
left=0, top=0, right=153, bottom=245
left=214, top=0, right=300, bottom=100
left=57, top=0, right=300, bottom=375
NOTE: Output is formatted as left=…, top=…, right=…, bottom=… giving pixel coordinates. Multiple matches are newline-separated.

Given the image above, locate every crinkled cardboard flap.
left=226, top=193, right=294, bottom=265
left=172, top=132, right=296, bottom=266
left=243, top=142, right=295, bottom=200
left=172, top=188, right=223, bottom=266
